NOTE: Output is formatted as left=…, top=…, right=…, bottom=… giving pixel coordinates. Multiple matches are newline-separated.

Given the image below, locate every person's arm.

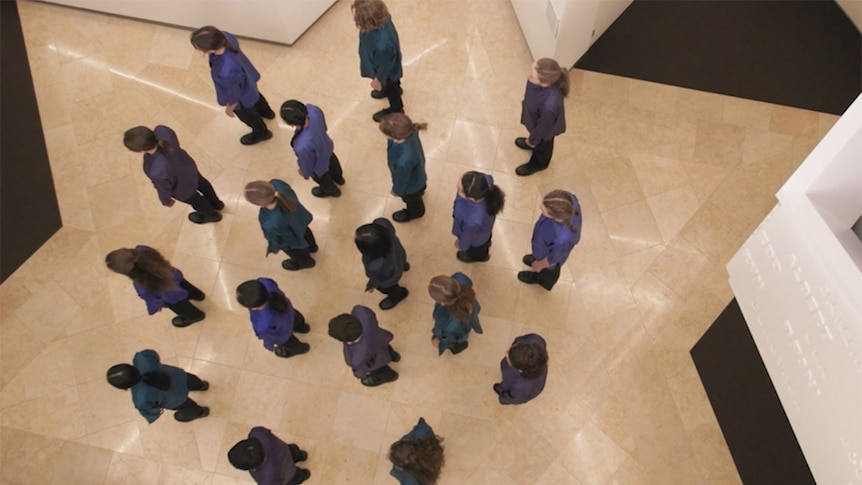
left=134, top=285, right=164, bottom=315
left=526, top=101, right=561, bottom=147
left=151, top=177, right=175, bottom=206
left=138, top=399, right=163, bottom=423
left=295, top=146, right=315, bottom=180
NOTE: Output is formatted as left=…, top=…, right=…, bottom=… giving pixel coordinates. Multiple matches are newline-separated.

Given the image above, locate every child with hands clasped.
left=452, top=171, right=505, bottom=263
left=519, top=190, right=582, bottom=290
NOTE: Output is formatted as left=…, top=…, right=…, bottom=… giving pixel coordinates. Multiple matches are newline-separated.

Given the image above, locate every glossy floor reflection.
left=1, top=1, right=838, bottom=484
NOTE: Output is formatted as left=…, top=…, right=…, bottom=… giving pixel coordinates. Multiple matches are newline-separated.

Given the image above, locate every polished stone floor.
left=0, top=0, right=837, bottom=483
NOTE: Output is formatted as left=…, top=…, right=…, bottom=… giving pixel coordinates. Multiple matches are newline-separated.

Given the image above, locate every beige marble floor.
left=0, top=1, right=838, bottom=484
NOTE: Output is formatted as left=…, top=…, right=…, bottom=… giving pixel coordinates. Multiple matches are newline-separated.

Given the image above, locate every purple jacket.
left=451, top=174, right=495, bottom=251
left=362, top=218, right=407, bottom=291
left=342, top=305, right=394, bottom=378
left=531, top=193, right=581, bottom=268
left=208, top=32, right=261, bottom=109
left=520, top=81, right=566, bottom=146
left=247, top=426, right=297, bottom=485
left=497, top=334, right=547, bottom=405
left=142, top=126, right=200, bottom=205
left=248, top=278, right=296, bottom=351
left=291, top=104, right=335, bottom=179
left=132, top=245, right=188, bottom=315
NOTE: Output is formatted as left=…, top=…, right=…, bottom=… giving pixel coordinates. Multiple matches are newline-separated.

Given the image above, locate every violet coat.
left=342, top=305, right=394, bottom=378
left=497, top=334, right=548, bottom=405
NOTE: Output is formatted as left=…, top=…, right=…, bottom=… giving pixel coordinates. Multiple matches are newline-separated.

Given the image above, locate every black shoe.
left=516, top=163, right=545, bottom=176
left=373, top=108, right=403, bottom=123
left=172, top=313, right=205, bottom=328
left=371, top=86, right=402, bottom=99
left=361, top=370, right=399, bottom=387
left=293, top=468, right=311, bottom=484
left=261, top=110, right=276, bottom=120
left=457, top=251, right=488, bottom=263
left=450, top=341, right=469, bottom=354
left=389, top=346, right=401, bottom=362
left=189, top=291, right=206, bottom=302
left=274, top=342, right=310, bottom=358
left=309, top=244, right=319, bottom=254
left=312, top=186, right=341, bottom=198
left=404, top=262, right=410, bottom=271
left=198, top=381, right=210, bottom=391
left=294, top=321, right=311, bottom=334
left=188, top=211, right=223, bottom=224
left=333, top=175, right=346, bottom=186
left=175, top=407, right=209, bottom=422
left=240, top=130, right=273, bottom=146
left=379, top=288, right=409, bottom=310
left=213, top=200, right=225, bottom=211
left=493, top=383, right=502, bottom=394
left=392, top=209, right=421, bottom=223
left=522, top=254, right=536, bottom=266
left=515, top=137, right=533, bottom=150
left=517, top=271, right=539, bottom=284
left=282, top=258, right=316, bottom=271
left=295, top=450, right=308, bottom=462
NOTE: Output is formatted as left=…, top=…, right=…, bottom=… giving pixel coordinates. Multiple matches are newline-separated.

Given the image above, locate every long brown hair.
left=123, top=126, right=172, bottom=154
left=535, top=58, right=570, bottom=97
left=379, top=113, right=427, bottom=141
left=105, top=247, right=175, bottom=293
left=351, top=0, right=390, bottom=32
left=388, top=434, right=445, bottom=485
left=244, top=180, right=296, bottom=213
left=542, top=190, right=579, bottom=234
left=428, top=275, right=476, bottom=323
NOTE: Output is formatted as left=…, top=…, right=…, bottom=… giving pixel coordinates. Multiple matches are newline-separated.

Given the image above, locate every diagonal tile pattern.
left=1, top=0, right=839, bottom=483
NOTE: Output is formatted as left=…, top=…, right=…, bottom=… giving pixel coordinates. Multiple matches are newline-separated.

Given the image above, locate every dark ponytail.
left=141, top=371, right=172, bottom=391
left=123, top=126, right=172, bottom=155
left=237, top=280, right=289, bottom=314
left=461, top=171, right=505, bottom=216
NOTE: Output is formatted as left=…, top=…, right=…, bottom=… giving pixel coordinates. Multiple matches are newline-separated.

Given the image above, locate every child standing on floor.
left=452, top=171, right=506, bottom=263
left=493, top=333, right=549, bottom=405
left=123, top=125, right=225, bottom=224
left=352, top=0, right=404, bottom=122
left=355, top=218, right=410, bottom=310
left=519, top=189, right=582, bottom=290
left=105, top=246, right=205, bottom=328
left=380, top=113, right=427, bottom=223
left=244, top=179, right=317, bottom=271
left=107, top=349, right=209, bottom=423
left=228, top=426, right=311, bottom=485
left=328, top=305, right=401, bottom=387
left=236, top=278, right=311, bottom=358
left=428, top=272, right=483, bottom=355
left=190, top=25, right=275, bottom=146
left=514, top=58, right=569, bottom=176
left=388, top=417, right=445, bottom=485
left=280, top=100, right=346, bottom=198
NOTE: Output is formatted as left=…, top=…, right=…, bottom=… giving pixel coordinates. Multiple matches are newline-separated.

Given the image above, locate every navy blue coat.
left=342, top=305, right=394, bottom=378
left=247, top=426, right=297, bottom=485
left=362, top=218, right=407, bottom=291
left=258, top=179, right=313, bottom=254
left=358, top=17, right=403, bottom=82
left=142, top=126, right=200, bottom=205
left=130, top=349, right=189, bottom=423
left=520, top=81, right=566, bottom=146
left=291, top=104, right=334, bottom=179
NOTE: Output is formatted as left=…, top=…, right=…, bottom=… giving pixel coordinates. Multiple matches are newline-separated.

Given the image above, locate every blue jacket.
left=390, top=417, right=435, bottom=485
left=388, top=132, right=427, bottom=197
left=342, top=305, right=394, bottom=378
left=247, top=426, right=297, bottom=485
left=130, top=349, right=189, bottom=423
left=248, top=278, right=296, bottom=351
left=258, top=179, right=313, bottom=254
left=520, top=81, right=566, bottom=146
left=531, top=193, right=581, bottom=268
left=358, top=17, right=403, bottom=82
left=451, top=174, right=495, bottom=251
left=131, top=245, right=188, bottom=315
left=142, top=126, right=200, bottom=205
left=362, top=218, right=407, bottom=291
left=432, top=272, right=482, bottom=354
left=208, top=31, right=261, bottom=109
left=291, top=104, right=335, bottom=179
left=497, top=334, right=548, bottom=405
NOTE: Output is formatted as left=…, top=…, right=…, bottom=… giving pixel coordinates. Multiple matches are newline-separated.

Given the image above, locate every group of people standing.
left=103, top=1, right=580, bottom=483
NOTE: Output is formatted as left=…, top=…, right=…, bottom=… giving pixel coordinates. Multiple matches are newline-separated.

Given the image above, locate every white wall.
left=836, top=0, right=862, bottom=32
left=39, top=0, right=337, bottom=45
left=510, top=0, right=633, bottom=67
left=727, top=94, right=862, bottom=484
